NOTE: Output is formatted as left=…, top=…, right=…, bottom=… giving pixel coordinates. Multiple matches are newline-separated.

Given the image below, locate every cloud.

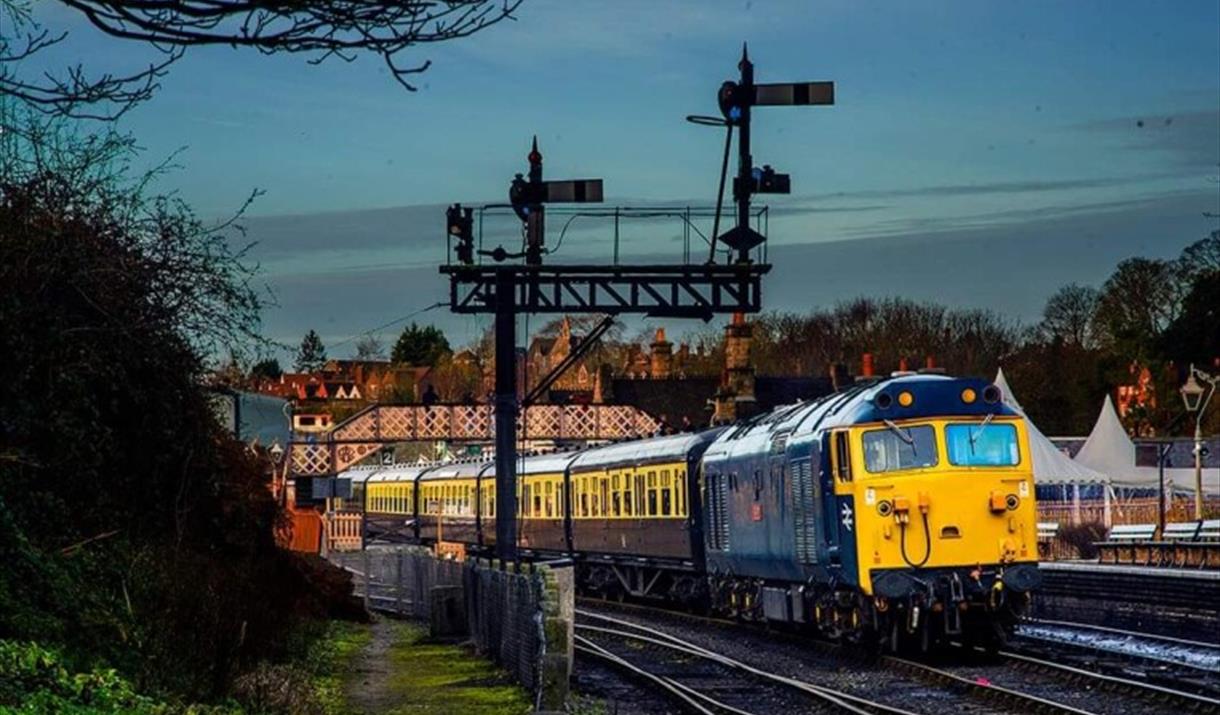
left=257, top=187, right=1220, bottom=355
left=1072, top=109, right=1220, bottom=169
left=806, top=174, right=1179, bottom=202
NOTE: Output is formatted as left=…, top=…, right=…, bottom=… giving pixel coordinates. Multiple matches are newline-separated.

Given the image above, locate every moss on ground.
left=379, top=622, right=531, bottom=715
left=308, top=621, right=373, bottom=715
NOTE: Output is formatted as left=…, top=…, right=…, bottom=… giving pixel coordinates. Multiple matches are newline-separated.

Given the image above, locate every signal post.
left=442, top=49, right=834, bottom=560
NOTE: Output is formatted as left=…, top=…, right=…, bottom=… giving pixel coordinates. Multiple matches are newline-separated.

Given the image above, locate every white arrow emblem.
left=841, top=502, right=854, bottom=532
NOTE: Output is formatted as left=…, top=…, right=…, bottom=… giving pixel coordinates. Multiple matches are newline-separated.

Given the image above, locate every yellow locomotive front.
left=830, top=382, right=1041, bottom=647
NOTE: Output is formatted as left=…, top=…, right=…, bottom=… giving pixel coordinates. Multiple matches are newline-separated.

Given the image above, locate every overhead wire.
left=326, top=301, right=446, bottom=352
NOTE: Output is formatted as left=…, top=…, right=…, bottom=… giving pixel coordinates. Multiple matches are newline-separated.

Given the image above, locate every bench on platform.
left=1152, top=521, right=1201, bottom=567
left=1192, top=519, right=1220, bottom=568
left=1094, top=523, right=1157, bottom=565
left=1037, top=522, right=1060, bottom=560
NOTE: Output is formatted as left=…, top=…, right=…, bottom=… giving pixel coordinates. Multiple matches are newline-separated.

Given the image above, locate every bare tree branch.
left=54, top=0, right=522, bottom=90
left=0, top=0, right=520, bottom=120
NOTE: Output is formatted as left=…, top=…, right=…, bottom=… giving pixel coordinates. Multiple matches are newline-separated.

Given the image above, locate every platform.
left=1033, top=560, right=1220, bottom=644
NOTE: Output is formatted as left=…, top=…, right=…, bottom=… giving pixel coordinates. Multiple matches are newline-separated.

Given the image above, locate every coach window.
left=486, top=486, right=495, bottom=517
left=646, top=471, right=658, bottom=516
left=533, top=483, right=543, bottom=518
left=634, top=473, right=646, bottom=515
left=557, top=482, right=565, bottom=517
left=600, top=478, right=610, bottom=518
left=544, top=481, right=554, bottom=518
left=677, top=469, right=687, bottom=516
left=579, top=478, right=589, bottom=517
left=661, top=470, right=673, bottom=516
left=623, top=472, right=634, bottom=516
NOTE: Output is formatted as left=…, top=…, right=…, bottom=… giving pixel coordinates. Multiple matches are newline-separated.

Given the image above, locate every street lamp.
left=1180, top=364, right=1217, bottom=519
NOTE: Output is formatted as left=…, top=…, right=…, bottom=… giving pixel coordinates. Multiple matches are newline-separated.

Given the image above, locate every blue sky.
left=27, top=1, right=1220, bottom=355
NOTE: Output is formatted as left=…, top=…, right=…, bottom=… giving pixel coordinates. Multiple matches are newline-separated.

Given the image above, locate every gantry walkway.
left=290, top=402, right=660, bottom=475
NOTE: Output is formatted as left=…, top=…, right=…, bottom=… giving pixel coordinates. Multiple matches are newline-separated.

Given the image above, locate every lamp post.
left=1181, top=365, right=1217, bottom=519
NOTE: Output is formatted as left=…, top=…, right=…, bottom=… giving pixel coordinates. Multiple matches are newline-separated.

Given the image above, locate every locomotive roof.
left=703, top=374, right=1020, bottom=462
left=569, top=428, right=726, bottom=472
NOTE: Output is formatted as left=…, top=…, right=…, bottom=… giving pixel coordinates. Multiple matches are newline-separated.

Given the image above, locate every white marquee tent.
left=1074, top=395, right=1218, bottom=493
left=993, top=369, right=1108, bottom=486
left=994, top=369, right=1113, bottom=525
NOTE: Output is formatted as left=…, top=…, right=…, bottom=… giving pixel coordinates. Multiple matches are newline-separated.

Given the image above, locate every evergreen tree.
left=250, top=357, right=283, bottom=381
left=392, top=323, right=451, bottom=366
left=296, top=330, right=327, bottom=371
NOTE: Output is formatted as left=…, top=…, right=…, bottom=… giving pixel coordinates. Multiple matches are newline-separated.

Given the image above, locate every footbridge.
left=289, top=402, right=661, bottom=476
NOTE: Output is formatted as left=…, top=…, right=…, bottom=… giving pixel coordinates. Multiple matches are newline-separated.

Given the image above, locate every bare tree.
left=354, top=334, right=386, bottom=361
left=1, top=0, right=520, bottom=119
left=1039, top=283, right=1100, bottom=348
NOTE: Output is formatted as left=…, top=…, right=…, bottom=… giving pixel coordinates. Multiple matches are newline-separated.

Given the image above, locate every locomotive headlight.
left=898, top=391, right=914, bottom=407
left=1005, top=494, right=1020, bottom=511
left=961, top=388, right=977, bottom=404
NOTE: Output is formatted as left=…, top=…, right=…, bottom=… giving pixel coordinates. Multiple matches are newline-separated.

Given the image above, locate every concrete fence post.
left=361, top=548, right=370, bottom=613
left=395, top=551, right=404, bottom=615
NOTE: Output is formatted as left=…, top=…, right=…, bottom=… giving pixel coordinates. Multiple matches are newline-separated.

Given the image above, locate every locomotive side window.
left=834, top=432, right=853, bottom=483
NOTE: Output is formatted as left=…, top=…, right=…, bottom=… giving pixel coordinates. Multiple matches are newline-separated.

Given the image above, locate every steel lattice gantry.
left=441, top=263, right=769, bottom=320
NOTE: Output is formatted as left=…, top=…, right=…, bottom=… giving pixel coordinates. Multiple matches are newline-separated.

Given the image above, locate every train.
left=354, top=373, right=1042, bottom=651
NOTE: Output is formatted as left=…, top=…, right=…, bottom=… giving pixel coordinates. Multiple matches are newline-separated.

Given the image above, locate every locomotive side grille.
left=792, top=460, right=818, bottom=564
left=706, top=472, right=730, bottom=551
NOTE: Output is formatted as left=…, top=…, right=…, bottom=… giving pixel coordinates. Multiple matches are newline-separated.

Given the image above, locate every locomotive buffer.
left=441, top=47, right=834, bottom=560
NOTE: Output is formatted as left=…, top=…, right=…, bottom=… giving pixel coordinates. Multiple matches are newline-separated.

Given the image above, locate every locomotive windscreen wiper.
left=968, top=413, right=995, bottom=453
left=883, top=419, right=916, bottom=455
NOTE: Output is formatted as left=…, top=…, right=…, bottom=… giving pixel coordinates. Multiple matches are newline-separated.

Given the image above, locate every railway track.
left=576, top=599, right=1220, bottom=715
left=576, top=611, right=919, bottom=714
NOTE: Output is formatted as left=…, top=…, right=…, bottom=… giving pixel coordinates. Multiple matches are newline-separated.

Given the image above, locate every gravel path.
left=343, top=618, right=401, bottom=715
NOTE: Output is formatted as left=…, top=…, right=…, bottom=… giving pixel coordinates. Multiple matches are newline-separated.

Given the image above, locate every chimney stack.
left=711, top=313, right=757, bottom=424
left=650, top=327, right=674, bottom=379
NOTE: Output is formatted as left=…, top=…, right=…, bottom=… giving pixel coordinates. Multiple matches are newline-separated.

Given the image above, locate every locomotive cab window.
left=946, top=422, right=1020, bottom=467
left=862, top=423, right=938, bottom=473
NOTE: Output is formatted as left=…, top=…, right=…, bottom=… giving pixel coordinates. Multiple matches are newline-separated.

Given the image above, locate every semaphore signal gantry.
left=439, top=47, right=834, bottom=560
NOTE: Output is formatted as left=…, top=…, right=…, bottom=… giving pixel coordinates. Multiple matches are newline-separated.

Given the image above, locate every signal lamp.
left=898, top=391, right=914, bottom=407
left=961, top=388, right=977, bottom=404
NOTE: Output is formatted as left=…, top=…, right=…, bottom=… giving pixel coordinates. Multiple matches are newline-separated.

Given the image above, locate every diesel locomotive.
left=360, top=373, right=1041, bottom=650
